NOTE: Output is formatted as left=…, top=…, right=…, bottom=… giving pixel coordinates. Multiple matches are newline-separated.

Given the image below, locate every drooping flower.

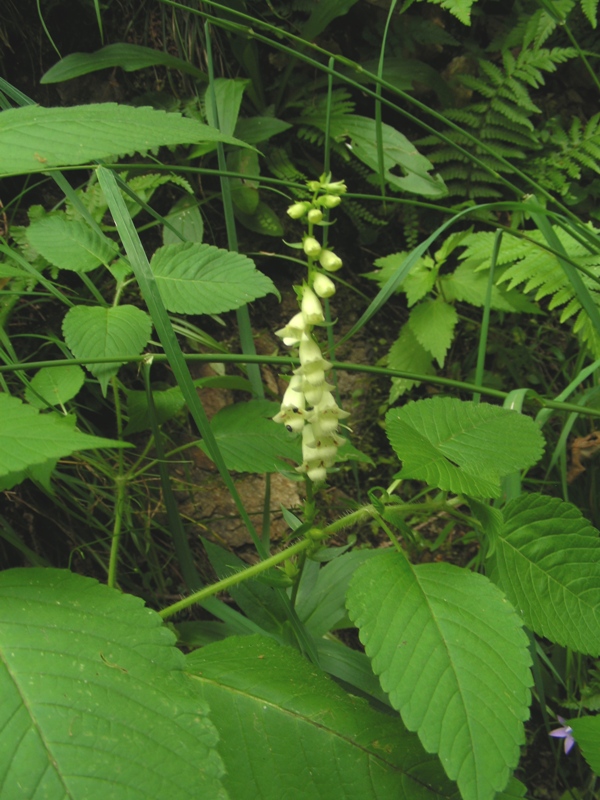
left=275, top=312, right=308, bottom=346
left=313, top=273, right=336, bottom=298
left=549, top=717, right=576, bottom=754
left=301, top=287, right=324, bottom=325
left=319, top=249, right=343, bottom=272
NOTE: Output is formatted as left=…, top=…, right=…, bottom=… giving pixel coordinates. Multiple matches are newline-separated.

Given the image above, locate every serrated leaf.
left=386, top=397, right=545, bottom=497
left=569, top=716, right=600, bottom=772
left=62, top=304, right=152, bottom=394
left=408, top=299, right=458, bottom=366
left=41, top=43, right=208, bottom=83
left=26, top=216, right=119, bottom=273
left=426, top=0, right=476, bottom=24
left=25, top=365, right=85, bottom=408
left=485, top=493, right=600, bottom=655
left=0, top=568, right=226, bottom=799
left=346, top=551, right=532, bottom=800
left=186, top=634, right=459, bottom=799
left=580, top=0, right=599, bottom=27
left=387, top=324, right=435, bottom=401
left=198, top=400, right=301, bottom=473
left=0, top=395, right=127, bottom=489
left=163, top=196, right=204, bottom=245
left=439, top=262, right=516, bottom=310
left=0, top=103, right=251, bottom=176
left=150, top=242, right=276, bottom=313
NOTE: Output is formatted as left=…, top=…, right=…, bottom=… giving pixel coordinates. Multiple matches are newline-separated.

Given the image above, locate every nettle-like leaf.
left=150, top=242, right=276, bottom=314
left=569, top=716, right=600, bottom=773
left=0, top=394, right=127, bottom=490
left=26, top=215, right=119, bottom=272
left=407, top=299, right=458, bottom=366
left=346, top=550, right=532, bottom=800
left=0, top=103, right=250, bottom=176
left=0, top=568, right=225, bottom=799
left=483, top=493, right=600, bottom=655
left=163, top=196, right=204, bottom=245
left=387, top=325, right=435, bottom=401
left=386, top=397, right=544, bottom=498
left=198, top=400, right=301, bottom=473
left=186, top=634, right=459, bottom=799
left=62, top=305, right=152, bottom=394
left=25, top=365, right=85, bottom=408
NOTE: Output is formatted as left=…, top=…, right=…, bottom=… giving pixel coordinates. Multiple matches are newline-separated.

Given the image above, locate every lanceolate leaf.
left=186, top=634, right=459, bottom=799
left=386, top=397, right=544, bottom=498
left=0, top=103, right=251, bottom=176
left=198, top=400, right=301, bottom=473
left=485, top=493, right=600, bottom=655
left=62, top=304, right=152, bottom=394
left=346, top=550, right=532, bottom=800
left=0, top=395, right=127, bottom=488
left=26, top=216, right=119, bottom=272
left=0, top=568, right=225, bottom=799
left=150, top=242, right=276, bottom=314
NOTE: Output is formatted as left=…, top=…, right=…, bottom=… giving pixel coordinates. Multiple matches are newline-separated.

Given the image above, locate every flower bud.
left=318, top=194, right=341, bottom=209
left=303, top=236, right=322, bottom=258
left=301, top=287, right=324, bottom=324
left=313, top=273, right=335, bottom=298
left=323, top=180, right=347, bottom=195
left=319, top=249, right=343, bottom=272
left=287, top=201, right=311, bottom=219
left=307, top=208, right=323, bottom=224
left=307, top=180, right=321, bottom=192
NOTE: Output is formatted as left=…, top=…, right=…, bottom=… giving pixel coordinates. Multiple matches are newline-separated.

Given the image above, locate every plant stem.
left=107, top=376, right=126, bottom=589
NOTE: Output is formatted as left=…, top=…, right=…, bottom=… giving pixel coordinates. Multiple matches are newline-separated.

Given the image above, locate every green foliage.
left=346, top=550, right=533, bottom=800
left=386, top=397, right=545, bottom=497
left=0, top=568, right=226, bottom=799
left=186, top=634, right=459, bottom=799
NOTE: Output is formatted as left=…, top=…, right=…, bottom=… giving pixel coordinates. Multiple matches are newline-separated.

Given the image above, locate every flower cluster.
left=273, top=176, right=349, bottom=484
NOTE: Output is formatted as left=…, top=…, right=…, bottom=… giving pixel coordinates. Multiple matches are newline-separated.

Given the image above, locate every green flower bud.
left=307, top=208, right=323, bottom=224
left=319, top=249, right=343, bottom=272
left=303, top=236, right=322, bottom=258
left=313, top=273, right=335, bottom=298
left=287, top=201, right=311, bottom=219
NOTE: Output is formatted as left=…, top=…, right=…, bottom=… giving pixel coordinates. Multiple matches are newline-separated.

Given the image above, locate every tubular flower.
left=313, top=273, right=336, bottom=298
left=301, top=287, right=324, bottom=325
left=275, top=312, right=308, bottom=346
left=319, top=250, right=343, bottom=272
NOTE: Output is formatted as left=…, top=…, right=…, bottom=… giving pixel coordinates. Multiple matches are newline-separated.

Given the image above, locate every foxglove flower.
left=313, top=273, right=336, bottom=298
left=550, top=717, right=576, bottom=754
left=287, top=201, right=311, bottom=219
left=319, top=249, right=343, bottom=272
left=303, top=236, right=322, bottom=258
left=275, top=312, right=308, bottom=346
left=301, top=287, right=324, bottom=325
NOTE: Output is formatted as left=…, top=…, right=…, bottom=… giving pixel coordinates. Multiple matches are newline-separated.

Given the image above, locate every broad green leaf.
left=346, top=551, right=532, bottom=800
left=0, top=395, right=126, bottom=489
left=386, top=397, right=545, bottom=498
left=25, top=365, right=85, bottom=408
left=485, top=493, right=600, bottom=655
left=27, top=216, right=119, bottom=273
left=198, top=399, right=301, bottom=472
left=150, top=242, right=276, bottom=314
left=186, top=635, right=459, bottom=799
left=234, top=116, right=292, bottom=145
left=363, top=252, right=436, bottom=306
left=62, top=304, right=152, bottom=394
left=408, top=299, right=458, bottom=366
left=439, top=262, right=514, bottom=310
left=41, top=43, right=208, bottom=83
left=300, top=0, right=361, bottom=40
left=234, top=200, right=284, bottom=237
left=569, top=716, right=600, bottom=772
left=0, top=103, right=251, bottom=176
left=228, top=148, right=260, bottom=215
left=325, top=115, right=447, bottom=198
left=0, top=568, right=225, bottom=799
left=204, top=77, right=249, bottom=138
left=163, top=196, right=204, bottom=245
left=387, top=324, right=435, bottom=401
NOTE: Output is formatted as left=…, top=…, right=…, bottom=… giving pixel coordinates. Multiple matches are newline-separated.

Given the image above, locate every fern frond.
left=533, top=113, right=600, bottom=196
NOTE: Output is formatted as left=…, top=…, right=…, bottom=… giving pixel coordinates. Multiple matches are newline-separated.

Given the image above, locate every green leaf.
left=0, top=395, right=126, bottom=490
left=300, top=0, right=361, bottom=40
left=163, top=196, right=204, bottom=245
left=0, top=104, right=251, bottom=176
left=346, top=551, right=532, bottom=800
left=198, top=400, right=301, bottom=473
left=326, top=115, right=447, bottom=198
left=234, top=200, right=284, bottom=237
left=62, top=304, right=152, bottom=394
left=26, top=215, right=119, bottom=273
left=40, top=43, right=208, bottom=83
left=386, top=397, right=545, bottom=498
left=425, top=0, right=476, bottom=25
left=485, top=493, right=600, bottom=655
left=0, top=568, right=225, bottom=799
left=569, top=716, right=600, bottom=772
left=387, top=324, right=435, bottom=401
left=407, top=299, right=458, bottom=366
left=205, top=77, right=249, bottom=138
left=439, top=262, right=516, bottom=311
left=25, top=365, right=85, bottom=408
left=150, top=242, right=276, bottom=314
left=186, top=634, right=459, bottom=799
left=580, top=0, right=599, bottom=28
left=234, top=116, right=292, bottom=145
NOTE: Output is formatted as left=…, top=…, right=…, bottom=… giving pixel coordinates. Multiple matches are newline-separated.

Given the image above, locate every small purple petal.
left=550, top=721, right=576, bottom=755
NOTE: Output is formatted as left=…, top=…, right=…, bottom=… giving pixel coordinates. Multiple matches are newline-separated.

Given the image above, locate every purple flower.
left=549, top=716, right=576, bottom=754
